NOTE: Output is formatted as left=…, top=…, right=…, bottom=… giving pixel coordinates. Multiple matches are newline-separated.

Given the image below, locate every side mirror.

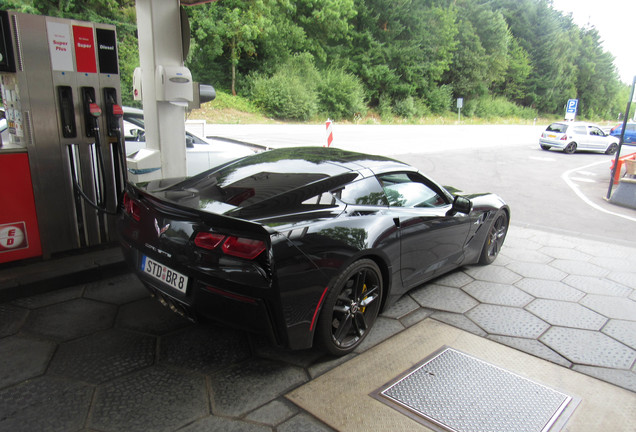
left=186, top=136, right=194, bottom=148
left=131, top=128, right=145, bottom=142
left=448, top=195, right=472, bottom=215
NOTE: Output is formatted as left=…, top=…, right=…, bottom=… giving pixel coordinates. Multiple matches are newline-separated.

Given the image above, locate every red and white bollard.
left=325, top=118, right=333, bottom=147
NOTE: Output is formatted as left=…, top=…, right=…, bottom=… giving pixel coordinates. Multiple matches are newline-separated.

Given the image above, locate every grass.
left=187, top=90, right=581, bottom=126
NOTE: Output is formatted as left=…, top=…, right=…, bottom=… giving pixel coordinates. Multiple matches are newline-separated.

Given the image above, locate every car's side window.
left=377, top=172, right=447, bottom=208
left=332, top=176, right=389, bottom=206
left=588, top=126, right=603, bottom=136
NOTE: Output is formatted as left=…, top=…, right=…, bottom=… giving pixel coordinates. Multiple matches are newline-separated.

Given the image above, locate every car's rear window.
left=546, top=123, right=568, bottom=133
left=169, top=151, right=361, bottom=216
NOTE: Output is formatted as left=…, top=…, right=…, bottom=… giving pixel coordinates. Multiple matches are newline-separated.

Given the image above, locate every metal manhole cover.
left=372, top=347, right=578, bottom=432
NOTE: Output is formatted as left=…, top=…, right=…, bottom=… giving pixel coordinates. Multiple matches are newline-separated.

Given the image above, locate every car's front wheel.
left=478, top=210, right=508, bottom=265
left=605, top=143, right=618, bottom=155
left=564, top=142, right=577, bottom=154
left=316, top=259, right=383, bottom=356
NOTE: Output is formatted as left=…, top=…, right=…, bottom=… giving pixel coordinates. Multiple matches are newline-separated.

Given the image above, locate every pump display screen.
left=0, top=11, right=16, bottom=72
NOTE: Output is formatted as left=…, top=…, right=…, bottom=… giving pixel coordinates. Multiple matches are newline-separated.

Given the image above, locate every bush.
left=425, top=85, right=453, bottom=114
left=378, top=94, right=393, bottom=120
left=464, top=96, right=537, bottom=119
left=251, top=74, right=317, bottom=121
left=393, top=96, right=417, bottom=119
left=316, top=68, right=367, bottom=120
left=250, top=54, right=319, bottom=121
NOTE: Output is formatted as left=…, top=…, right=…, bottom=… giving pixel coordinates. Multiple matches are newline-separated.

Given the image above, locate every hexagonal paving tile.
left=0, top=335, right=56, bottom=389
left=466, top=304, right=549, bottom=338
left=548, top=259, right=608, bottom=278
left=117, top=297, right=191, bottom=335
left=561, top=275, right=632, bottom=296
left=462, top=280, right=533, bottom=307
left=0, top=376, right=93, bottom=432
left=431, top=270, right=474, bottom=288
left=590, top=256, right=636, bottom=273
left=245, top=399, right=298, bottom=426
left=159, top=323, right=251, bottom=375
left=576, top=243, right=636, bottom=260
left=603, top=320, right=636, bottom=350
left=381, top=294, right=420, bottom=319
left=354, top=316, right=405, bottom=354
left=22, top=298, right=117, bottom=341
left=525, top=299, right=607, bottom=330
left=83, top=273, right=149, bottom=305
left=430, top=311, right=487, bottom=337
left=505, top=262, right=566, bottom=281
left=48, top=328, right=156, bottom=384
left=178, top=416, right=273, bottom=432
left=11, top=285, right=84, bottom=309
left=209, top=358, right=307, bottom=417
left=580, top=295, right=636, bottom=320
left=0, top=303, right=28, bottom=337
left=607, top=271, right=636, bottom=290
left=541, top=327, right=636, bottom=369
left=463, top=265, right=522, bottom=284
left=90, top=365, right=208, bottom=432
left=539, top=247, right=592, bottom=261
left=529, top=232, right=580, bottom=248
left=409, top=284, right=478, bottom=313
left=500, top=247, right=552, bottom=264
left=502, top=236, right=543, bottom=251
left=514, top=279, right=584, bottom=301
left=487, top=335, right=571, bottom=368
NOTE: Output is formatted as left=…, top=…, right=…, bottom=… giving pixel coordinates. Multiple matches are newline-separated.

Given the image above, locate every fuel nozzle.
left=89, top=102, right=102, bottom=118
left=111, top=104, right=123, bottom=117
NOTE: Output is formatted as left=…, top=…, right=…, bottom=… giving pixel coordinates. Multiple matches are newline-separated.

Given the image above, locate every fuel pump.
left=0, top=11, right=124, bottom=263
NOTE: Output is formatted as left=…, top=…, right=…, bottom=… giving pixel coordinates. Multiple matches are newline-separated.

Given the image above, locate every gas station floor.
left=0, top=225, right=635, bottom=431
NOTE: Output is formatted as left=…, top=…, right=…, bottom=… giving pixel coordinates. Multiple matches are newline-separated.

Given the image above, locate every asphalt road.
left=205, top=123, right=636, bottom=245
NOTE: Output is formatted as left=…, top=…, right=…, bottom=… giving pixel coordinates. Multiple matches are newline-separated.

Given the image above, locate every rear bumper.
left=120, top=242, right=281, bottom=345
left=539, top=138, right=566, bottom=149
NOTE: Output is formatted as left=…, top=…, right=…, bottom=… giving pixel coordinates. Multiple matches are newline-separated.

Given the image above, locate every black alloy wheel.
left=316, top=259, right=383, bottom=356
left=564, top=142, right=577, bottom=154
left=479, top=211, right=508, bottom=265
left=605, top=143, right=618, bottom=155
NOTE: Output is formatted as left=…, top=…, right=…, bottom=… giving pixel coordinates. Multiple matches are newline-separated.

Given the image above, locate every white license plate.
left=141, top=255, right=188, bottom=294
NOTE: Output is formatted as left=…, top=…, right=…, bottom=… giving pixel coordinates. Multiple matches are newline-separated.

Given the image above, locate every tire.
left=605, top=143, right=618, bottom=155
left=316, top=259, right=383, bottom=356
left=540, top=145, right=551, bottom=151
left=478, top=210, right=508, bottom=265
left=563, top=142, right=577, bottom=154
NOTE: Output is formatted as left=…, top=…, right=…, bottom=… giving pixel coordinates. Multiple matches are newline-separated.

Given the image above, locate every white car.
left=539, top=121, right=619, bottom=155
left=123, top=106, right=258, bottom=176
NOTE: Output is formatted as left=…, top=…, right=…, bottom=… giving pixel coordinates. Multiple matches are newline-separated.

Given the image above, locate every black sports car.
left=118, top=147, right=509, bottom=355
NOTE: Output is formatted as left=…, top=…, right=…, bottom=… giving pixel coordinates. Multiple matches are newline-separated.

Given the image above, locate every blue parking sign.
left=565, top=99, right=578, bottom=120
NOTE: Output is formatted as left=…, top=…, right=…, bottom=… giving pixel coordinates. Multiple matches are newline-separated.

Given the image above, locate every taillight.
left=560, top=135, right=568, bottom=141
left=122, top=192, right=141, bottom=221
left=222, top=236, right=266, bottom=259
left=194, top=232, right=266, bottom=260
left=194, top=232, right=225, bottom=250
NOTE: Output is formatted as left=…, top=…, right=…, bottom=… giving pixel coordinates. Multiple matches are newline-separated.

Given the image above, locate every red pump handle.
left=89, top=103, right=102, bottom=118
left=111, top=104, right=124, bottom=117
